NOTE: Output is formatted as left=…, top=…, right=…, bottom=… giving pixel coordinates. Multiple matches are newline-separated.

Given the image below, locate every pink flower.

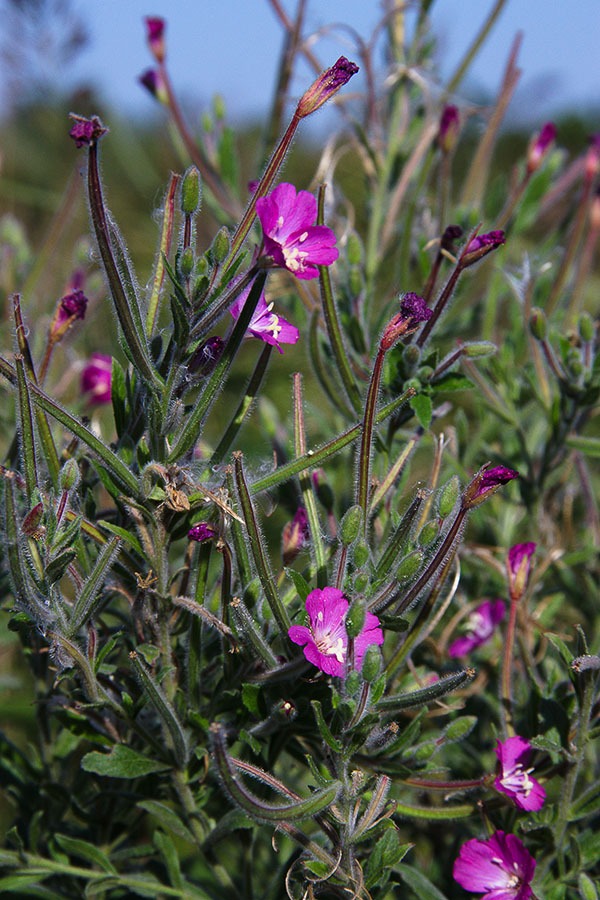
left=188, top=523, right=216, bottom=543
left=81, top=353, right=112, bottom=405
left=462, top=465, right=519, bottom=508
left=448, top=599, right=505, bottom=658
left=495, top=737, right=545, bottom=812
left=453, top=831, right=536, bottom=900
left=507, top=542, right=536, bottom=600
left=380, top=293, right=433, bottom=350
left=230, top=279, right=299, bottom=352
left=256, top=183, right=338, bottom=280
left=288, top=587, right=384, bottom=677
left=527, top=123, right=556, bottom=173
left=145, top=16, right=166, bottom=62
left=296, top=56, right=359, bottom=119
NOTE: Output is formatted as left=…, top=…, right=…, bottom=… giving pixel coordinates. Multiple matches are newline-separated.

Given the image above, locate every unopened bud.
left=282, top=508, right=309, bottom=566
left=361, top=644, right=382, bottom=682
left=296, top=56, right=359, bottom=119
left=59, top=458, right=80, bottom=492
left=403, top=345, right=421, bottom=369
left=438, top=105, right=459, bottom=154
left=396, top=550, right=423, bottom=581
left=347, top=231, right=363, bottom=265
left=353, top=539, right=369, bottom=569
left=180, top=246, right=194, bottom=279
left=181, top=166, right=201, bottom=216
left=462, top=464, right=519, bottom=509
left=354, top=572, right=369, bottom=593
left=438, top=476, right=459, bottom=518
left=462, top=341, right=497, bottom=358
left=579, top=312, right=595, bottom=342
left=139, top=68, right=168, bottom=104
left=529, top=307, right=547, bottom=340
left=345, top=669, right=361, bottom=695
left=340, top=505, right=362, bottom=546
left=461, top=230, right=506, bottom=267
left=22, top=501, right=44, bottom=536
left=345, top=598, right=366, bottom=639
left=418, top=519, right=439, bottom=547
left=211, top=226, right=230, bottom=264
left=507, top=542, right=535, bottom=600
left=145, top=16, right=166, bottom=64
left=527, top=122, right=556, bottom=174
left=213, top=94, right=226, bottom=121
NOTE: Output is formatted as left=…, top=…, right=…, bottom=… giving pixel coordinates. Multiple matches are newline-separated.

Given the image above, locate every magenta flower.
left=256, top=183, right=338, bottom=280
left=463, top=465, right=519, bottom=508
left=230, top=279, right=299, bottom=352
left=81, top=353, right=112, bottom=405
left=466, top=231, right=506, bottom=254
left=495, top=737, right=545, bottom=811
left=188, top=523, right=216, bottom=543
left=288, top=587, right=384, bottom=677
left=454, top=831, right=536, bottom=900
left=507, top=542, right=536, bottom=600
left=282, top=507, right=309, bottom=565
left=145, top=16, right=166, bottom=62
left=380, top=292, right=433, bottom=350
left=69, top=114, right=107, bottom=148
left=527, top=122, right=556, bottom=173
left=448, top=599, right=505, bottom=658
left=439, top=105, right=460, bottom=152
left=296, top=56, right=359, bottom=119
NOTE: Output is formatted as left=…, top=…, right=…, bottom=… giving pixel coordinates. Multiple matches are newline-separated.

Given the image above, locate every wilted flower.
left=462, top=230, right=506, bottom=268
left=230, top=279, right=299, bottom=352
left=50, top=289, right=88, bottom=343
left=145, top=16, right=166, bottom=63
left=448, top=599, right=505, bottom=658
left=507, top=542, right=536, bottom=600
left=69, top=114, right=107, bottom=148
left=81, top=353, right=112, bottom=405
left=462, top=464, right=519, bottom=508
left=282, top=507, right=309, bottom=565
left=296, top=56, right=359, bottom=118
left=256, top=183, right=338, bottom=280
left=380, top=292, right=433, bottom=350
left=454, top=831, right=536, bottom=900
left=139, top=68, right=168, bottom=103
left=495, top=736, right=546, bottom=811
left=188, top=523, right=216, bottom=543
left=288, top=587, right=384, bottom=677
left=438, top=105, right=459, bottom=153
left=527, top=122, right=556, bottom=173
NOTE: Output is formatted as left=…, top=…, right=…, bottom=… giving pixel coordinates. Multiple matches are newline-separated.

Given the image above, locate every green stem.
left=293, top=373, right=327, bottom=587
left=500, top=593, right=518, bottom=737
left=356, top=347, right=385, bottom=528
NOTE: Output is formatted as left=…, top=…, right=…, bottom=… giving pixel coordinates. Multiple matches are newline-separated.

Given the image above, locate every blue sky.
left=65, top=0, right=598, bottom=126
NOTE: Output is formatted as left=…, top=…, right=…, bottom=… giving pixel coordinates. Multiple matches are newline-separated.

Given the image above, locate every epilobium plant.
left=0, top=3, right=598, bottom=899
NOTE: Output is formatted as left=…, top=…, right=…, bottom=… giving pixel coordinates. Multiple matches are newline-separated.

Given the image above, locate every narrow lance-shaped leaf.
left=0, top=355, right=141, bottom=499
left=130, top=650, right=188, bottom=767
left=67, top=537, right=120, bottom=637
left=146, top=173, right=180, bottom=335
left=233, top=451, right=291, bottom=633
left=376, top=668, right=476, bottom=713
left=210, top=723, right=340, bottom=822
left=230, top=597, right=279, bottom=669
left=15, top=355, right=38, bottom=501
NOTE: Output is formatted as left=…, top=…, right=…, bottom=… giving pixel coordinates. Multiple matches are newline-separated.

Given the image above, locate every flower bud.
left=441, top=224, right=463, bottom=251
left=461, top=230, right=505, bottom=267
left=50, top=289, right=88, bottom=343
left=180, top=246, right=194, bottom=279
left=527, top=122, right=556, bottom=174
left=296, top=56, right=359, bottom=119
left=59, top=458, right=80, bottom=492
left=211, top=226, right=230, bottom=264
left=396, top=549, right=423, bottom=581
left=529, top=307, right=548, bottom=340
left=138, top=68, right=168, bottom=104
left=181, top=166, right=201, bottom=216
left=579, top=312, right=595, bottom=342
left=21, top=501, right=44, bottom=537
left=347, top=231, right=363, bottom=265
left=418, top=519, right=439, bottom=547
left=438, top=105, right=459, bottom=154
left=282, top=507, right=309, bottom=566
left=339, top=505, right=362, bottom=546
left=380, top=293, right=432, bottom=351
left=353, top=539, right=369, bottom=569
left=361, top=644, right=382, bottom=682
left=345, top=597, right=366, bottom=639
left=345, top=669, right=361, bottom=696
left=145, top=16, right=166, bottom=63
left=462, top=341, right=497, bottom=358
left=438, top=476, right=459, bottom=518
left=354, top=572, right=369, bottom=593
left=462, top=464, right=519, bottom=509
left=507, top=542, right=535, bottom=600
left=403, top=344, right=421, bottom=369
left=68, top=114, right=107, bottom=148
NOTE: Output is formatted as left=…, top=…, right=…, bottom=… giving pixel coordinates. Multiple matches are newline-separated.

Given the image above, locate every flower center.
left=315, top=633, right=346, bottom=663
left=500, top=762, right=535, bottom=797
left=466, top=611, right=491, bottom=640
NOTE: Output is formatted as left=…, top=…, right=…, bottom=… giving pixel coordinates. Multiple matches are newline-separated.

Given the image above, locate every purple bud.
left=296, top=56, right=359, bottom=118
left=400, top=292, right=434, bottom=322
left=438, top=105, right=459, bottom=153
left=380, top=293, right=433, bottom=350
left=462, top=230, right=506, bottom=267
left=507, top=542, right=536, bottom=600
left=59, top=290, right=87, bottom=322
left=527, top=122, right=556, bottom=172
left=463, top=464, right=519, bottom=508
left=188, top=522, right=216, bottom=543
left=189, top=336, right=224, bottom=376
left=441, top=224, right=463, bottom=251
left=69, top=114, right=107, bottom=148
left=139, top=68, right=168, bottom=103
left=145, top=16, right=166, bottom=62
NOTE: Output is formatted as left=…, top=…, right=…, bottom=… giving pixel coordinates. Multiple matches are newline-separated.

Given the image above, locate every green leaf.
left=409, top=393, right=432, bottom=429
left=546, top=633, right=574, bottom=665
left=153, top=830, right=183, bottom=890
left=81, top=744, right=170, bottom=779
left=97, top=520, right=143, bottom=555
left=365, top=829, right=411, bottom=889
left=44, top=549, right=77, bottom=585
left=242, top=683, right=261, bottom=717
left=67, top=537, right=120, bottom=636
left=54, top=834, right=116, bottom=873
left=0, top=873, right=48, bottom=891
left=565, top=435, right=600, bottom=457
left=397, top=863, right=450, bottom=900
left=285, top=567, right=311, bottom=602
left=137, top=800, right=195, bottom=842
left=311, top=700, right=343, bottom=753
